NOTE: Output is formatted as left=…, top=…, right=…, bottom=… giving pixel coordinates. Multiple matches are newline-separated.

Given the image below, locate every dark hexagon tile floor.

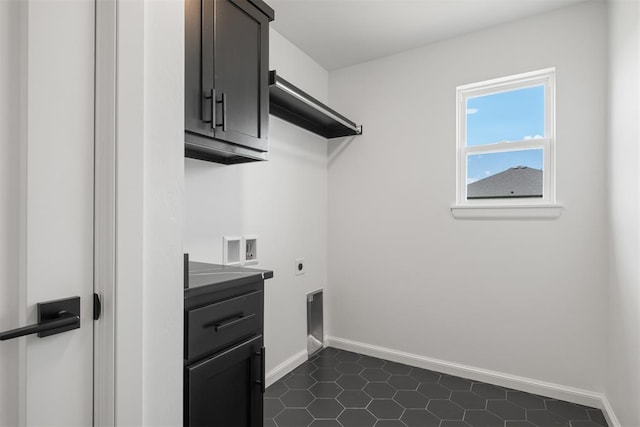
left=264, top=347, right=608, bottom=427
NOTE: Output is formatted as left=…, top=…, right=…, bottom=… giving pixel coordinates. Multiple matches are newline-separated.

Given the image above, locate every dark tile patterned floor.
left=264, top=347, right=608, bottom=427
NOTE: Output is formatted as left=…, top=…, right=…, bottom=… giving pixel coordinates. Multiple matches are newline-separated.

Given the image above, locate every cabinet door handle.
left=202, top=88, right=215, bottom=129
left=217, top=92, right=227, bottom=132
left=209, top=313, right=255, bottom=332
left=255, top=347, right=265, bottom=393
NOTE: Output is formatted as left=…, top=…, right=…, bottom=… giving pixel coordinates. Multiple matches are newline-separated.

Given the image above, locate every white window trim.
left=451, top=204, right=564, bottom=220
left=453, top=68, right=561, bottom=219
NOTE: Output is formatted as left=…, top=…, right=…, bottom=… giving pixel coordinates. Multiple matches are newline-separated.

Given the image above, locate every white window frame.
left=454, top=69, right=558, bottom=217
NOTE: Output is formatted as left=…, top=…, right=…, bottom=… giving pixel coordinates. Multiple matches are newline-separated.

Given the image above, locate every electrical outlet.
left=295, top=258, right=305, bottom=276
left=243, top=235, right=258, bottom=265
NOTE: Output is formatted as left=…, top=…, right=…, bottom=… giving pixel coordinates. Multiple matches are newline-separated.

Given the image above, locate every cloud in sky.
left=467, top=170, right=495, bottom=184
left=466, top=108, right=479, bottom=115
left=523, top=134, right=544, bottom=140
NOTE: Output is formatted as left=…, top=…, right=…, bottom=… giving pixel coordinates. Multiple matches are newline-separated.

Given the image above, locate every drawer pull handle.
left=210, top=313, right=255, bottom=332
left=255, top=347, right=266, bottom=393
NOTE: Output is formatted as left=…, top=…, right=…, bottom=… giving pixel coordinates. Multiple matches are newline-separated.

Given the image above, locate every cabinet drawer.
left=186, top=290, right=262, bottom=361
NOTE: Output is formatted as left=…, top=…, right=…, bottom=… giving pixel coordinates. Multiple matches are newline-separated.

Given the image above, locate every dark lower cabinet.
left=185, top=335, right=264, bottom=427
left=184, top=262, right=271, bottom=427
left=185, top=0, right=274, bottom=164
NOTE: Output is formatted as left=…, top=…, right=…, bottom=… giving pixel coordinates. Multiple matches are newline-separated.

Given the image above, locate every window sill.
left=451, top=204, right=564, bottom=220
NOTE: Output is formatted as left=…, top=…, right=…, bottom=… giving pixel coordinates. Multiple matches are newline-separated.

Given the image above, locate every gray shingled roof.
left=467, top=166, right=542, bottom=199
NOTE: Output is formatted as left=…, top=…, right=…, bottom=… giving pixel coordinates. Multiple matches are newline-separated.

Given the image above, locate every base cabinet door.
left=185, top=335, right=264, bottom=427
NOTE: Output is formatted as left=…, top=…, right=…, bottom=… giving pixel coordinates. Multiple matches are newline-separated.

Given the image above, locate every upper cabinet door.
left=213, top=0, right=269, bottom=152
left=185, top=0, right=271, bottom=161
left=185, top=0, right=214, bottom=139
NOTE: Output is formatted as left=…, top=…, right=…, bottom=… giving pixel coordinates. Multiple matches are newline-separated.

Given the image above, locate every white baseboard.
left=326, top=336, right=605, bottom=410
left=266, top=349, right=307, bottom=387
left=600, top=395, right=622, bottom=427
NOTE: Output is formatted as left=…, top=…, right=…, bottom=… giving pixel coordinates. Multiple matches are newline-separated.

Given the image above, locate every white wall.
left=607, top=0, right=640, bottom=424
left=328, top=1, right=608, bottom=397
left=184, top=28, right=329, bottom=376
left=141, top=0, right=185, bottom=425
left=115, top=0, right=184, bottom=425
left=115, top=1, right=144, bottom=424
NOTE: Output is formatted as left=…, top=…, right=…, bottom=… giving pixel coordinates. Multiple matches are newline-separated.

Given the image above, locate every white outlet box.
left=223, top=236, right=242, bottom=266
left=295, top=258, right=305, bottom=276
left=243, top=235, right=258, bottom=265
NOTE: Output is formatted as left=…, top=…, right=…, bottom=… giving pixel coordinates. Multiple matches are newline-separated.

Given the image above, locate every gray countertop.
left=185, top=261, right=273, bottom=299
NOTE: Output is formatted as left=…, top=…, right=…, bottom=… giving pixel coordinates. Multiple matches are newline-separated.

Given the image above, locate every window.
left=455, top=69, right=556, bottom=212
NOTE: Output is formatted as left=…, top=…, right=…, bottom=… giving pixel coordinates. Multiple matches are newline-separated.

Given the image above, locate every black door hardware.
left=202, top=89, right=214, bottom=125
left=201, top=90, right=228, bottom=131
left=217, top=92, right=227, bottom=132
left=0, top=296, right=80, bottom=341
left=255, top=346, right=265, bottom=393
left=93, top=293, right=101, bottom=321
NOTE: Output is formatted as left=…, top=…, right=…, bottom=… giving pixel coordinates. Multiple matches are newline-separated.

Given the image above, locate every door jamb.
left=94, top=0, right=146, bottom=424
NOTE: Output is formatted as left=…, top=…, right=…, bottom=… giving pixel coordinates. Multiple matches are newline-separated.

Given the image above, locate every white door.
left=0, top=0, right=95, bottom=425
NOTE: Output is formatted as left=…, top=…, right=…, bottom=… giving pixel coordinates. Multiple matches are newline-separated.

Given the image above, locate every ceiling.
left=268, top=0, right=590, bottom=71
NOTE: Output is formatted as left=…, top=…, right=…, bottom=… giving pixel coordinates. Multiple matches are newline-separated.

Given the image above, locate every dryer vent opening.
left=307, top=290, right=324, bottom=357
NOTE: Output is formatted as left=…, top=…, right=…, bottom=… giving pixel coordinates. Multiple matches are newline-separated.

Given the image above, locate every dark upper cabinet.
left=185, top=0, right=274, bottom=164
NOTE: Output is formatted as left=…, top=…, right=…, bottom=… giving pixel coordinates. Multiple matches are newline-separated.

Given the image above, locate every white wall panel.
left=328, top=1, right=608, bottom=394
left=607, top=1, right=640, bottom=424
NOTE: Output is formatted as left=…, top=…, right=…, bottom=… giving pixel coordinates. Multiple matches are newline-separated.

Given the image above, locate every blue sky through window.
left=466, top=85, right=545, bottom=183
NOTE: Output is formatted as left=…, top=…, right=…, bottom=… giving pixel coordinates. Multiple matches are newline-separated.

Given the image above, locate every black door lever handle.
left=0, top=312, right=79, bottom=341
left=0, top=296, right=81, bottom=341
